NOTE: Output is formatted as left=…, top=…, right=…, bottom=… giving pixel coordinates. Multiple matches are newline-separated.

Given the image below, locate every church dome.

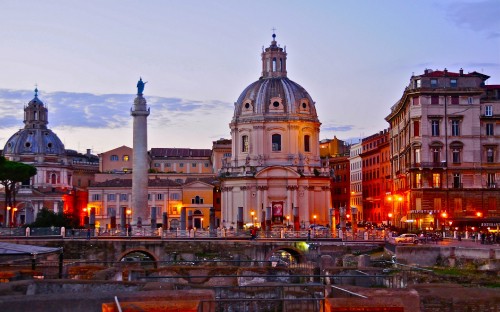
left=232, top=34, right=318, bottom=124
left=3, top=88, right=66, bottom=157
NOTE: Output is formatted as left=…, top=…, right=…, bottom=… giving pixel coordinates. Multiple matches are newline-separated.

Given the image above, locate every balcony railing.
left=487, top=183, right=497, bottom=189
left=452, top=183, right=463, bottom=189
left=411, top=162, right=447, bottom=169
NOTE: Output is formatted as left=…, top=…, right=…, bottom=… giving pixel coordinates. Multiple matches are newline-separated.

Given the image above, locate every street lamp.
left=286, top=215, right=290, bottom=227
left=313, top=214, right=317, bottom=226
left=250, top=210, right=255, bottom=227
left=12, top=208, right=17, bottom=227
left=6, top=206, right=11, bottom=227
left=201, top=217, right=204, bottom=229
left=388, top=212, right=393, bottom=227
left=126, top=208, right=132, bottom=226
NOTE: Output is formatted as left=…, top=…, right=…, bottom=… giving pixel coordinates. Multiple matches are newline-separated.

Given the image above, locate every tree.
left=0, top=156, right=37, bottom=225
left=27, top=207, right=80, bottom=228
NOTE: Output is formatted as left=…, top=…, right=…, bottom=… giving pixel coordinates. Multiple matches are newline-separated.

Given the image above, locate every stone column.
left=131, top=83, right=150, bottom=226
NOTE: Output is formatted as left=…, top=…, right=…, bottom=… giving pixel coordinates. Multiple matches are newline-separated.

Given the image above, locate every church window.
left=302, top=103, right=307, bottom=109
left=304, top=135, right=310, bottom=152
left=25, top=142, right=31, bottom=148
left=272, top=58, right=277, bottom=71
left=47, top=143, right=53, bottom=148
left=272, top=134, right=281, bottom=151
left=242, top=135, right=249, bottom=153
left=273, top=101, right=280, bottom=108
left=245, top=103, right=250, bottom=109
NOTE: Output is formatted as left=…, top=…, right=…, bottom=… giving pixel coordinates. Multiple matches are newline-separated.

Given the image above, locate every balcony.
left=411, top=162, right=447, bottom=169
left=487, top=183, right=497, bottom=189
left=452, top=183, right=463, bottom=189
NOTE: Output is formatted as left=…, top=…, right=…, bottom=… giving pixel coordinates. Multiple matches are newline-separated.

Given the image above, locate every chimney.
left=459, top=68, right=464, bottom=76
left=443, top=68, right=448, bottom=76
left=86, top=149, right=91, bottom=155
left=424, top=69, right=429, bottom=75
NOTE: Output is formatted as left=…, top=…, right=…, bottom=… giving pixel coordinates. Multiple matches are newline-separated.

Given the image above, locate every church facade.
left=220, top=34, right=332, bottom=230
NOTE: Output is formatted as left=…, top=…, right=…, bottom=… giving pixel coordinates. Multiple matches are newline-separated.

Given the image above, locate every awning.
left=400, top=216, right=407, bottom=222
left=0, top=242, right=61, bottom=256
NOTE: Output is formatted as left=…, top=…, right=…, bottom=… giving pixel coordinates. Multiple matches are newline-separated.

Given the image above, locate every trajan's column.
left=131, top=78, right=150, bottom=226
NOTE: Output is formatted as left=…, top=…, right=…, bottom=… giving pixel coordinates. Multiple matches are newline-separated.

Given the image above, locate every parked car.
left=394, top=233, right=419, bottom=244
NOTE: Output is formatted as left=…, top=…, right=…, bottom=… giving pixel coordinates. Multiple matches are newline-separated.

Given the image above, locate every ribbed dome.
left=233, top=77, right=318, bottom=123
left=2, top=89, right=66, bottom=157
left=4, top=128, right=65, bottom=156
left=232, top=34, right=318, bottom=124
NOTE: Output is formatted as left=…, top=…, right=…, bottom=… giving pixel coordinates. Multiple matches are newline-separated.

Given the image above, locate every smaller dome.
left=4, top=128, right=66, bottom=156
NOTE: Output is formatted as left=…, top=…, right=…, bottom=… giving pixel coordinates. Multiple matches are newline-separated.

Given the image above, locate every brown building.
left=329, top=156, right=350, bottom=224
left=360, top=129, right=390, bottom=226
left=386, top=69, right=500, bottom=230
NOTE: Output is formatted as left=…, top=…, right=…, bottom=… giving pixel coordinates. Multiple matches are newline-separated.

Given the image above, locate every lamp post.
left=286, top=215, right=290, bottom=227
left=201, top=217, right=204, bottom=230
left=126, top=209, right=132, bottom=235
left=12, top=208, right=17, bottom=227
left=313, top=214, right=317, bottom=226
left=6, top=206, right=11, bottom=227
left=388, top=213, right=393, bottom=227
left=250, top=210, right=255, bottom=227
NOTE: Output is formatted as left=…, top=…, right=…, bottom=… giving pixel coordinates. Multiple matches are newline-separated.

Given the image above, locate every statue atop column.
left=137, top=77, right=147, bottom=95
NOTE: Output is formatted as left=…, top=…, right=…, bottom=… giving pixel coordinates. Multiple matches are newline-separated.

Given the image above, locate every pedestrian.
left=86, top=228, right=91, bottom=240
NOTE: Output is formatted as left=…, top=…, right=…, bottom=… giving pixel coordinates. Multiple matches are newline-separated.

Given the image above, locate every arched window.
left=192, top=196, right=204, bottom=204
left=272, top=58, right=277, bottom=71
left=242, top=135, right=249, bottom=153
left=272, top=134, right=281, bottom=151
left=304, top=135, right=310, bottom=152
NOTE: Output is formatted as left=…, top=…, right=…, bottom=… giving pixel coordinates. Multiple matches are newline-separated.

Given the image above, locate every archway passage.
left=268, top=247, right=303, bottom=267
left=120, top=250, right=157, bottom=268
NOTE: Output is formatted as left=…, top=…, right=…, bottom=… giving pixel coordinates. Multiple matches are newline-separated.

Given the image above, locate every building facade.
left=386, top=69, right=500, bottom=230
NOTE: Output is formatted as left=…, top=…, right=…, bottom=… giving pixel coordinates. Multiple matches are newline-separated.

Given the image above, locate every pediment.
left=255, top=166, right=301, bottom=178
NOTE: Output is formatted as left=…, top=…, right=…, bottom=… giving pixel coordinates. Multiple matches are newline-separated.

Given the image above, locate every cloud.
left=321, top=125, right=354, bottom=132
left=0, top=89, right=233, bottom=132
left=446, top=0, right=500, bottom=38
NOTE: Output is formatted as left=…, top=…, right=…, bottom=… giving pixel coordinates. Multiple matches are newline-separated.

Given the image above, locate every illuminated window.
left=432, top=173, right=441, bottom=188
left=123, top=155, right=129, bottom=161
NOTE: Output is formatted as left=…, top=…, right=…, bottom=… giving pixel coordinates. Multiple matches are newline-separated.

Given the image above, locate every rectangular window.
left=157, top=194, right=163, bottom=200
left=487, top=148, right=494, bottom=163
left=166, top=163, right=171, bottom=167
left=414, top=148, right=421, bottom=164
left=451, top=96, right=459, bottom=105
left=415, top=79, right=421, bottom=88
left=107, top=194, right=116, bottom=201
left=179, top=163, right=184, bottom=168
left=272, top=134, right=281, bottom=151
left=450, top=79, right=457, bottom=88
left=432, top=148, right=440, bottom=163
left=205, top=163, right=209, bottom=167
left=486, top=123, right=494, bottom=136
left=415, top=173, right=422, bottom=188
left=431, top=96, right=439, bottom=105
left=413, top=120, right=420, bottom=137
left=453, top=173, right=461, bottom=188
left=431, top=120, right=440, bottom=136
left=412, top=97, right=419, bottom=105
left=451, top=120, right=460, bottom=136
left=148, top=193, right=151, bottom=201
left=110, top=155, right=119, bottom=161
left=92, top=194, right=101, bottom=201
left=120, top=194, right=128, bottom=201
left=170, top=193, right=180, bottom=200
left=430, top=79, right=438, bottom=88
left=154, top=163, right=160, bottom=167
left=468, top=97, right=473, bottom=104
left=242, top=135, right=249, bottom=152
left=432, top=173, right=441, bottom=188
left=192, top=163, right=196, bottom=168
left=485, top=105, right=493, bottom=116
left=304, top=135, right=310, bottom=152
left=487, top=173, right=496, bottom=188
left=452, top=149, right=461, bottom=164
